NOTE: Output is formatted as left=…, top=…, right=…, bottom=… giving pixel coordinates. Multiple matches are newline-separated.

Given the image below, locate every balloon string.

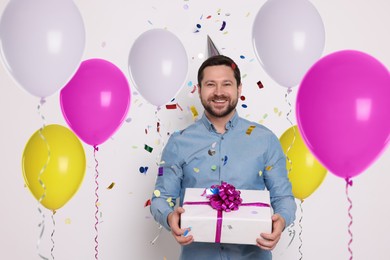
left=286, top=221, right=295, bottom=248
left=298, top=200, right=304, bottom=260
left=154, top=108, right=165, bottom=166
left=93, top=145, right=100, bottom=260
left=150, top=224, right=163, bottom=245
left=36, top=100, right=51, bottom=260
left=50, top=211, right=56, bottom=260
left=284, top=88, right=296, bottom=176
left=346, top=178, right=353, bottom=260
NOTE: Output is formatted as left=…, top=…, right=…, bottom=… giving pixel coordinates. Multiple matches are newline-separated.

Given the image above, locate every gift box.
left=181, top=186, right=272, bottom=245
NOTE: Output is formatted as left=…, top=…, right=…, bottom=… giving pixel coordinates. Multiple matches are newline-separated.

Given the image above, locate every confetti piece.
left=183, top=227, right=192, bottom=236
left=259, top=170, right=263, bottom=176
left=240, top=55, right=245, bottom=59
left=125, top=118, right=132, bottom=123
left=240, top=96, right=246, bottom=101
left=193, top=167, right=200, bottom=173
left=265, top=166, right=273, bottom=171
left=220, top=21, right=226, bottom=31
left=169, top=202, right=174, bottom=207
left=246, top=125, right=256, bottom=135
left=144, top=144, right=153, bottom=153
left=139, top=166, right=149, bottom=174
left=257, top=81, right=264, bottom=89
left=211, top=165, right=217, bottom=171
left=196, top=23, right=201, bottom=29
left=157, top=122, right=160, bottom=132
left=176, top=102, right=183, bottom=111
left=241, top=104, right=247, bottom=108
left=190, top=85, right=197, bottom=93
left=166, top=104, right=177, bottom=109
left=144, top=199, right=151, bottom=207
left=227, top=225, right=233, bottom=230
left=211, top=142, right=217, bottom=148
left=263, top=114, right=268, bottom=119
left=65, top=218, right=71, bottom=224
left=206, top=15, right=212, bottom=19
left=107, top=182, right=115, bottom=190
left=158, top=167, right=164, bottom=176
left=166, top=197, right=172, bottom=203
left=223, top=156, right=228, bottom=166
left=190, top=105, right=198, bottom=118
left=154, top=190, right=161, bottom=197
left=274, top=107, right=279, bottom=113
left=208, top=149, right=216, bottom=156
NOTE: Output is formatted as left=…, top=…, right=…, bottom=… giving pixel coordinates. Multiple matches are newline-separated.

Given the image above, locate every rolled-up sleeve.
left=150, top=134, right=183, bottom=231
left=263, top=134, right=297, bottom=228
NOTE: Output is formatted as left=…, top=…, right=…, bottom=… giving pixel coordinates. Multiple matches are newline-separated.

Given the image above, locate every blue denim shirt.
left=150, top=111, right=296, bottom=260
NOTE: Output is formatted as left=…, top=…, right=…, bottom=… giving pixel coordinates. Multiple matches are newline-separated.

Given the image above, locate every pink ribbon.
left=184, top=182, right=270, bottom=243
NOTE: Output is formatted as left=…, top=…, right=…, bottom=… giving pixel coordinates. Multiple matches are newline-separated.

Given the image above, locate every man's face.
left=199, top=65, right=242, bottom=119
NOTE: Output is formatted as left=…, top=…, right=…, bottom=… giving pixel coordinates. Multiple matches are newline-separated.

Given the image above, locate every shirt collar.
left=201, top=110, right=239, bottom=132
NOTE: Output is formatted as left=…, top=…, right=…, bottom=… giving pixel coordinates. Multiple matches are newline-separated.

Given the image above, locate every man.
left=150, top=55, right=296, bottom=259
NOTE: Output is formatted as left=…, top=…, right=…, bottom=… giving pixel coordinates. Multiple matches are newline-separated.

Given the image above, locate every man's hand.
left=256, top=213, right=285, bottom=250
left=167, top=207, right=194, bottom=246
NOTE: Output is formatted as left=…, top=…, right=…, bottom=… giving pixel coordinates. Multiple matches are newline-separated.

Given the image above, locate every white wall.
left=1, top=0, right=389, bottom=259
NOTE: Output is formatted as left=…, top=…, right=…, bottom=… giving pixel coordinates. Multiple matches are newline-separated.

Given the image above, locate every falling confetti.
left=190, top=106, right=198, bottom=119
left=107, top=182, right=115, bottom=190
left=193, top=168, right=200, bottom=173
left=211, top=165, right=217, bottom=171
left=257, top=81, right=264, bottom=89
left=65, top=218, right=71, bottom=224
left=158, top=167, right=163, bottom=176
left=241, top=104, right=248, bottom=108
left=139, top=166, right=149, bottom=174
left=223, top=156, right=228, bottom=166
left=246, top=125, right=256, bottom=135
left=154, top=190, right=161, bottom=197
left=166, top=104, right=177, bottom=109
left=265, top=166, right=273, bottom=171
left=144, top=144, right=153, bottom=153
left=259, top=170, right=263, bottom=176
left=240, top=96, right=246, bottom=101
left=220, top=21, right=227, bottom=31
left=144, top=199, right=151, bottom=207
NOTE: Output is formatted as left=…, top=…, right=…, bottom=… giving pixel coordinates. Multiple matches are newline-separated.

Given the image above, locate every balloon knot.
left=94, top=145, right=99, bottom=151
left=346, top=178, right=353, bottom=187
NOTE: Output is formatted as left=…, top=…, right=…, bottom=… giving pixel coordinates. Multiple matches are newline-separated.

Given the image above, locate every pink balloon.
left=60, top=59, right=131, bottom=146
left=296, top=50, right=390, bottom=179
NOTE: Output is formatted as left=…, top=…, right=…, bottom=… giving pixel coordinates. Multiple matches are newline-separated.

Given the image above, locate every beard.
left=200, top=94, right=238, bottom=118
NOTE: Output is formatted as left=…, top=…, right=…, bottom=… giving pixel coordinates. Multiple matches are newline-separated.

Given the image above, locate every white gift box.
left=181, top=187, right=272, bottom=245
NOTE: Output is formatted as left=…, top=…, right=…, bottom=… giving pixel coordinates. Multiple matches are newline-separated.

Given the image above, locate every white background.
left=1, top=0, right=389, bottom=259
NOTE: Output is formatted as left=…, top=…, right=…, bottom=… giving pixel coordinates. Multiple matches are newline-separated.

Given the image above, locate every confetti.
left=259, top=170, right=263, bottom=176
left=220, top=21, right=226, bottom=31
left=154, top=190, right=161, bottom=197
left=211, top=165, right=217, bottom=171
left=257, top=80, right=264, bottom=89
left=190, top=85, right=197, bottom=93
left=208, top=149, right=216, bottom=156
left=183, top=227, right=191, bottom=237
left=176, top=102, right=183, bottom=111
left=107, top=182, right=115, bottom=190
left=241, top=104, right=248, bottom=108
left=157, top=122, right=160, bottom=132
left=139, top=166, right=149, bottom=174
left=223, top=155, right=228, bottom=166
left=240, top=95, right=246, bottom=101
left=166, top=104, right=177, bottom=109
left=265, top=166, right=273, bottom=171
left=65, top=218, right=71, bottom=224
left=144, top=199, right=151, bottom=207
left=158, top=167, right=164, bottom=176
left=193, top=167, right=200, bottom=173
left=246, top=125, right=256, bottom=135
left=240, top=55, right=245, bottom=59
left=190, top=105, right=198, bottom=119
left=144, top=144, right=153, bottom=153
left=274, top=107, right=279, bottom=114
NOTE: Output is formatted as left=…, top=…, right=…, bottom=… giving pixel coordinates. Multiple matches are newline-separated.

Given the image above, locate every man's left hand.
left=256, top=213, right=285, bottom=250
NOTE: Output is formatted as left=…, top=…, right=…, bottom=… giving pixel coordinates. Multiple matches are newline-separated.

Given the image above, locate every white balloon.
left=252, top=0, right=325, bottom=88
left=0, top=0, right=85, bottom=98
left=128, top=29, right=188, bottom=107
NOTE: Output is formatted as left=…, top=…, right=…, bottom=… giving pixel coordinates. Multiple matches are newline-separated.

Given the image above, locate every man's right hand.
left=167, top=207, right=194, bottom=245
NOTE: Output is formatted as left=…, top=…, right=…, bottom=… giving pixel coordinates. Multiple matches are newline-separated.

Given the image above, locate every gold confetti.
left=154, top=190, right=161, bottom=197
left=265, top=166, right=273, bottom=171
left=190, top=105, right=198, bottom=119
left=166, top=197, right=172, bottom=203
left=246, top=125, right=256, bottom=135
left=65, top=218, right=71, bottom=224
left=107, top=182, right=115, bottom=190
left=259, top=170, right=263, bottom=176
left=274, top=107, right=279, bottom=113
left=193, top=167, right=200, bottom=173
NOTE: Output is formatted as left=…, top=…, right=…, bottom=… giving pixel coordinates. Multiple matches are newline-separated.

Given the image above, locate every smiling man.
left=150, top=55, right=296, bottom=260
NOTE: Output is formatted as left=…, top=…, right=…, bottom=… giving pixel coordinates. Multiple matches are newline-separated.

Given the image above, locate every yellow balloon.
left=279, top=125, right=327, bottom=200
left=22, top=124, right=86, bottom=210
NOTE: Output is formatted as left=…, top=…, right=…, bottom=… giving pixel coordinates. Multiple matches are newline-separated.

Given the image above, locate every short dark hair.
left=197, top=55, right=241, bottom=87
